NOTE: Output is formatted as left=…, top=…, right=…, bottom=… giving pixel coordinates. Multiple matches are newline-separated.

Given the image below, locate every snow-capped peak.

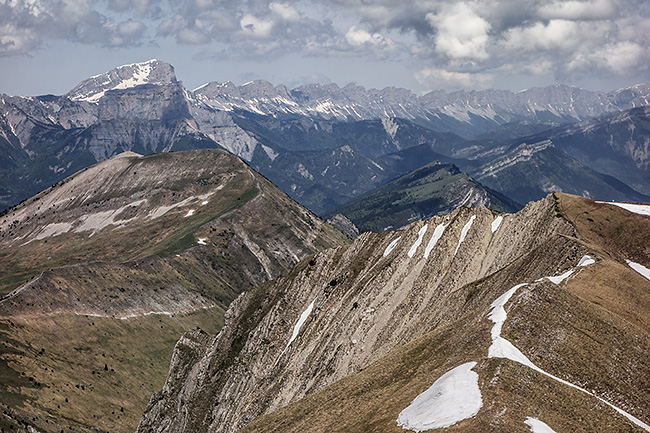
left=67, top=59, right=176, bottom=103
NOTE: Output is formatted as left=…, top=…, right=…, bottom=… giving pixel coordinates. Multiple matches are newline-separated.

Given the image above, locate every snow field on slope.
left=598, top=201, right=650, bottom=216
left=396, top=362, right=482, bottom=432
left=424, top=223, right=448, bottom=259
left=524, top=417, right=557, bottom=433
left=491, top=215, right=503, bottom=233
left=408, top=225, right=428, bottom=258
left=545, top=255, right=595, bottom=284
left=274, top=300, right=315, bottom=366
left=454, top=215, right=476, bottom=255
left=546, top=269, right=574, bottom=285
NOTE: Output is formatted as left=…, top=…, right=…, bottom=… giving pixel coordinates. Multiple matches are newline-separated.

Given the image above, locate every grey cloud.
left=0, top=0, right=150, bottom=52
left=0, top=0, right=647, bottom=89
left=0, top=24, right=39, bottom=55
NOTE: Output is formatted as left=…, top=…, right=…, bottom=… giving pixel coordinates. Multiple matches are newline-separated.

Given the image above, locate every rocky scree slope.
left=138, top=193, right=650, bottom=432
left=0, top=148, right=346, bottom=433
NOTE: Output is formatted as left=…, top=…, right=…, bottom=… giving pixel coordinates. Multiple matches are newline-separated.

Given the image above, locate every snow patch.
left=424, top=223, right=448, bottom=259
left=454, top=215, right=476, bottom=256
left=524, top=417, right=557, bottom=433
left=546, top=255, right=594, bottom=284
left=382, top=117, right=399, bottom=139
left=185, top=209, right=195, bottom=217
left=597, top=201, right=650, bottom=216
left=197, top=238, right=207, bottom=245
left=491, top=215, right=503, bottom=233
left=72, top=60, right=156, bottom=103
left=626, top=260, right=650, bottom=281
left=396, top=362, right=482, bottom=431
left=546, top=269, right=573, bottom=285
left=275, top=300, right=316, bottom=366
left=577, top=255, right=595, bottom=267
left=408, top=225, right=428, bottom=258
left=201, top=200, right=209, bottom=206
left=296, top=163, right=313, bottom=180
left=261, top=144, right=279, bottom=161
left=383, top=237, right=401, bottom=257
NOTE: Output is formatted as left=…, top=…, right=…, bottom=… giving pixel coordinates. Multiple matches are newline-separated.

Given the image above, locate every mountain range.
left=137, top=193, right=650, bottom=433
left=2, top=59, right=650, bottom=220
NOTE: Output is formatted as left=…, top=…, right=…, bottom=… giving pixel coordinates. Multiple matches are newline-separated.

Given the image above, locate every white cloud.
left=599, top=41, right=646, bottom=74
left=416, top=67, right=493, bottom=88
left=269, top=3, right=300, bottom=22
left=427, top=3, right=491, bottom=61
left=345, top=26, right=392, bottom=48
left=177, top=27, right=210, bottom=45
left=0, top=0, right=647, bottom=90
left=0, top=24, right=39, bottom=55
left=117, top=20, right=147, bottom=38
left=503, top=19, right=582, bottom=52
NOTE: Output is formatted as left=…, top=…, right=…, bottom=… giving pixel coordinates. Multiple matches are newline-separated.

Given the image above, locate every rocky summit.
left=138, top=193, right=650, bottom=433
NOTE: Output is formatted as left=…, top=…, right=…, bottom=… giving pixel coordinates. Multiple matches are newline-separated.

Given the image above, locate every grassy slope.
left=0, top=149, right=347, bottom=433
left=0, top=309, right=222, bottom=433
left=0, top=152, right=257, bottom=296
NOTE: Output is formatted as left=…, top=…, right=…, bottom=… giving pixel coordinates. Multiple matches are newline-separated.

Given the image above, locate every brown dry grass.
left=0, top=308, right=222, bottom=433
left=555, top=192, right=650, bottom=263
left=240, top=284, right=647, bottom=433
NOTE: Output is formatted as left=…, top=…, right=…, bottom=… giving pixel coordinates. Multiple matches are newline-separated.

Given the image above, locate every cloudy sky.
left=1, top=0, right=649, bottom=96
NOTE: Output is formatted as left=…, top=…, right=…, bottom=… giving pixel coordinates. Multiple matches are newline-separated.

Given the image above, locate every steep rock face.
left=138, top=195, right=598, bottom=433
left=546, top=106, right=650, bottom=195
left=139, top=193, right=650, bottom=433
left=0, top=60, right=213, bottom=210
left=471, top=139, right=650, bottom=204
